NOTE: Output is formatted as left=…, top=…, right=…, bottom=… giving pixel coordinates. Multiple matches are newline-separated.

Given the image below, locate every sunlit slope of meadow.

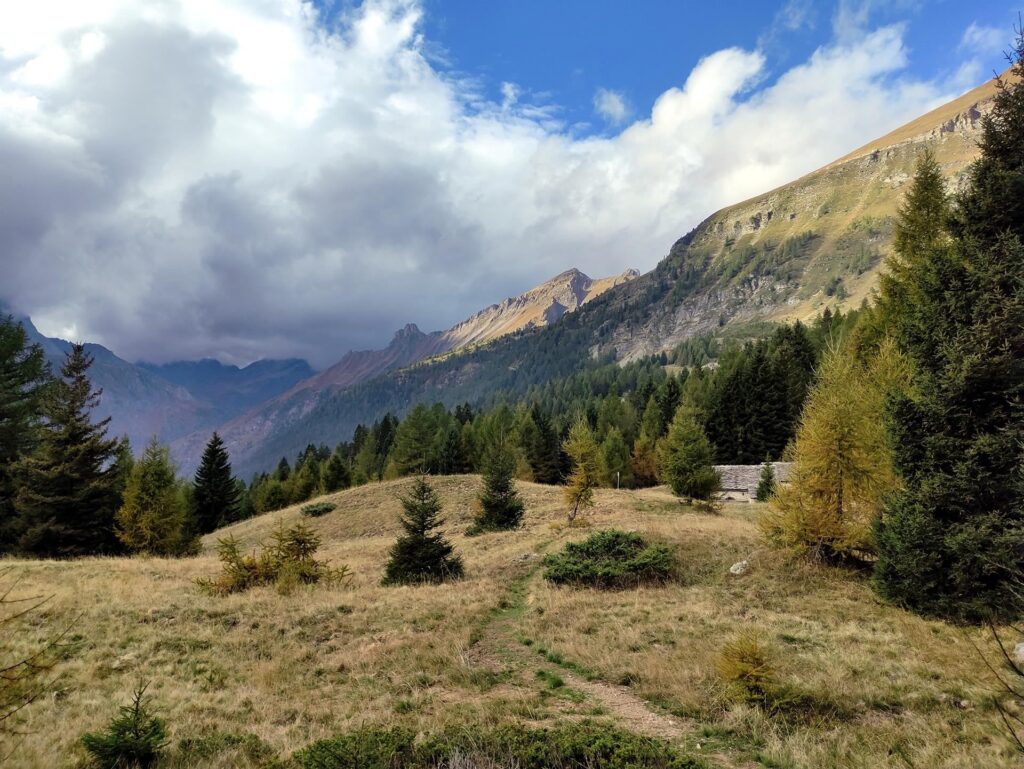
left=1, top=476, right=1014, bottom=768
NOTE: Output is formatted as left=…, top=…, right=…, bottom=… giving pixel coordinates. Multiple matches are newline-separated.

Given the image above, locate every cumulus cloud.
left=593, top=87, right=629, bottom=124
left=0, top=0, right=969, bottom=367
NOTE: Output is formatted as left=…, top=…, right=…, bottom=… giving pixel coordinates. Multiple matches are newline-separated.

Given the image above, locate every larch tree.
left=15, top=344, right=120, bottom=557
left=116, top=438, right=196, bottom=556
left=762, top=341, right=905, bottom=560
left=192, top=432, right=239, bottom=534
left=562, top=417, right=600, bottom=524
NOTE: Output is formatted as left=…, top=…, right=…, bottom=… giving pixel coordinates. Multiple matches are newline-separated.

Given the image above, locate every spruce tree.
left=15, top=344, right=120, bottom=556
left=658, top=406, right=720, bottom=500
left=471, top=437, right=525, bottom=532
left=116, top=439, right=196, bottom=556
left=322, top=448, right=351, bottom=493
left=755, top=460, right=776, bottom=502
left=192, top=432, right=239, bottom=535
left=875, top=39, right=1024, bottom=621
left=524, top=405, right=562, bottom=484
left=0, top=317, right=50, bottom=551
left=389, top=404, right=436, bottom=475
left=382, top=478, right=463, bottom=585
left=563, top=417, right=600, bottom=523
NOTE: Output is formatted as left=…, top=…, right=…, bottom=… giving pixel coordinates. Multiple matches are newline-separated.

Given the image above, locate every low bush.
left=296, top=722, right=705, bottom=769
left=542, top=530, right=675, bottom=589
left=197, top=522, right=351, bottom=595
left=295, top=727, right=416, bottom=769
left=301, top=502, right=336, bottom=517
left=81, top=684, right=167, bottom=769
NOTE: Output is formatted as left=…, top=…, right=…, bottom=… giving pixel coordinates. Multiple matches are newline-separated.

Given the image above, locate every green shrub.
left=301, top=502, right=336, bottom=518
left=542, top=530, right=675, bottom=589
left=81, top=684, right=168, bottom=769
left=197, top=522, right=351, bottom=595
left=177, top=731, right=279, bottom=765
left=294, top=727, right=416, bottom=769
left=296, top=722, right=704, bottom=769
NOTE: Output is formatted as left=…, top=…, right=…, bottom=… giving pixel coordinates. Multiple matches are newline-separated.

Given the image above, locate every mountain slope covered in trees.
left=172, top=267, right=638, bottom=473
left=214, top=72, right=1003, bottom=477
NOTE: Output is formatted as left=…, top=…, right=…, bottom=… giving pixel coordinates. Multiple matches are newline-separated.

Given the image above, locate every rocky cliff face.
left=594, top=73, right=1000, bottom=361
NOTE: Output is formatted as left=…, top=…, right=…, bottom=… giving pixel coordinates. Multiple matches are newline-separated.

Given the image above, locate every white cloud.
left=0, top=0, right=970, bottom=367
left=959, top=22, right=1006, bottom=55
left=593, top=87, right=628, bottom=124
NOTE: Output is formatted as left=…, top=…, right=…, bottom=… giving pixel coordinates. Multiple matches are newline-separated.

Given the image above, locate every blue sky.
left=1, top=0, right=1019, bottom=364
left=410, top=0, right=1016, bottom=133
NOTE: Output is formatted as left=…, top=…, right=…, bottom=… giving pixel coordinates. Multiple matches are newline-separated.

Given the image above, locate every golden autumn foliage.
left=761, top=339, right=909, bottom=559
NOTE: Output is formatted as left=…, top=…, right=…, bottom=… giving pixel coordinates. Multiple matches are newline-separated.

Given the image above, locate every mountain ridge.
left=210, top=70, right=1004, bottom=477
left=170, top=266, right=639, bottom=473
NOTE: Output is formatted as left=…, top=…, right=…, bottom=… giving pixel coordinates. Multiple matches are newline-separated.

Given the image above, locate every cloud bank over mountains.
left=0, top=0, right=976, bottom=366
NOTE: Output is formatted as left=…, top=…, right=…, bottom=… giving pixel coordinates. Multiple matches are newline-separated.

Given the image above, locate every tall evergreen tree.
left=116, top=439, right=196, bottom=556
left=755, top=459, right=776, bottom=503
left=658, top=406, right=719, bottom=500
left=524, top=405, right=562, bottom=484
left=382, top=478, right=463, bottom=584
left=875, top=41, right=1024, bottom=621
left=389, top=404, right=437, bottom=475
left=322, top=448, right=351, bottom=493
left=192, top=432, right=239, bottom=535
left=15, top=344, right=120, bottom=556
left=0, top=317, right=50, bottom=551
left=600, top=427, right=632, bottom=488
left=471, top=437, right=525, bottom=532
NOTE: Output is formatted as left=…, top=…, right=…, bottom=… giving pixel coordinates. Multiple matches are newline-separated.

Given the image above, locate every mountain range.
left=12, top=72, right=1003, bottom=479
left=202, top=72, right=1000, bottom=477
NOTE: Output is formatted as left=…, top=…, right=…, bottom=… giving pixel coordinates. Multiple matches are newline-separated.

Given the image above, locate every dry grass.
left=0, top=476, right=1016, bottom=768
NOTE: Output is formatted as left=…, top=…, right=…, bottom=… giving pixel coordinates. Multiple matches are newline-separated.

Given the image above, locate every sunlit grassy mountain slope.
left=222, top=73, right=1001, bottom=477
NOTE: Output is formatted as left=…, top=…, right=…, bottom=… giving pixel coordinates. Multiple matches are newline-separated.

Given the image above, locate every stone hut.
left=714, top=462, right=793, bottom=503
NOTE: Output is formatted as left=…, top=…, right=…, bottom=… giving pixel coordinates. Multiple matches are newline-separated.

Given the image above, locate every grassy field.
left=1, top=476, right=1017, bottom=768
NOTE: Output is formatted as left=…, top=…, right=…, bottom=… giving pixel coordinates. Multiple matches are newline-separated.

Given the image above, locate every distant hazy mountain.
left=14, top=317, right=312, bottom=456
left=171, top=267, right=639, bottom=474
left=138, top=358, right=313, bottom=423
left=207, top=71, right=1003, bottom=478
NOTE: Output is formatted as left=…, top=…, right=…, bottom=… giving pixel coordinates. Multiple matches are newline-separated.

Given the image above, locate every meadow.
left=1, top=476, right=1015, bottom=768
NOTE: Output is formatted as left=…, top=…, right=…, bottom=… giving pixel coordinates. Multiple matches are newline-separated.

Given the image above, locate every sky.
left=0, top=0, right=1017, bottom=368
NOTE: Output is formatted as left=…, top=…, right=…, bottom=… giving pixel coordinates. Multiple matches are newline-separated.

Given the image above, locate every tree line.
left=761, top=46, right=1024, bottom=623
left=0, top=339, right=243, bottom=557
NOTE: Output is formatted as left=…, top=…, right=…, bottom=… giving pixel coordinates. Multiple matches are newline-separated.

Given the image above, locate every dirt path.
left=461, top=554, right=760, bottom=769
left=463, top=557, right=689, bottom=741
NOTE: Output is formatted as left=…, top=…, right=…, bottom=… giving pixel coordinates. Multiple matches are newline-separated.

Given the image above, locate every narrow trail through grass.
left=460, top=537, right=756, bottom=768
